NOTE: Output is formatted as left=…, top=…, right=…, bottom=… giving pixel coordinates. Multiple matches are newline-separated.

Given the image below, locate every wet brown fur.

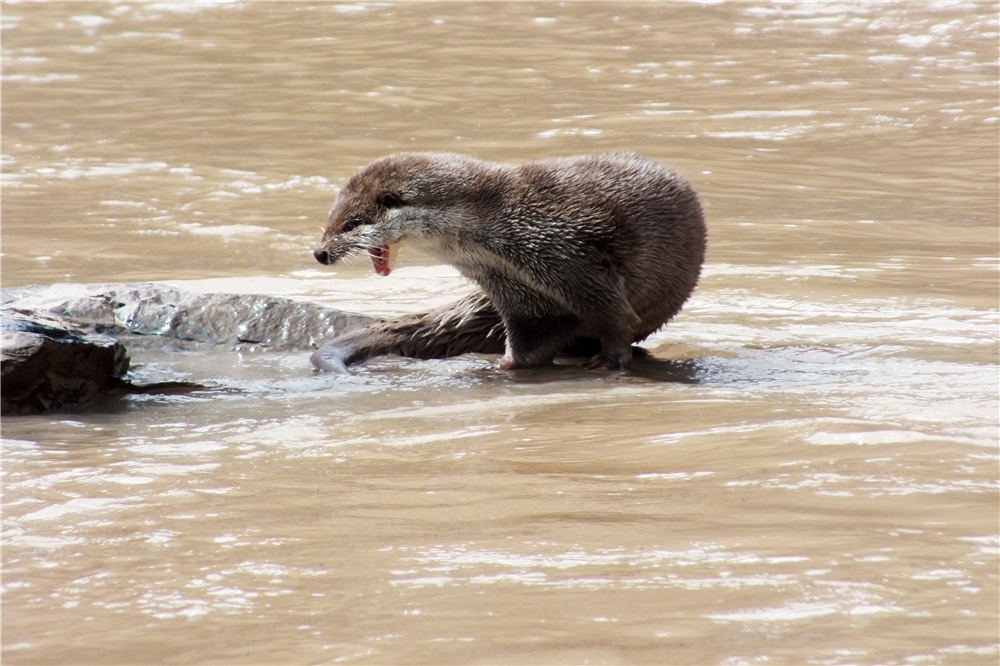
left=312, top=152, right=706, bottom=371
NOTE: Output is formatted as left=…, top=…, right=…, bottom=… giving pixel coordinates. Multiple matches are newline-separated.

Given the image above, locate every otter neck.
left=400, top=163, right=513, bottom=261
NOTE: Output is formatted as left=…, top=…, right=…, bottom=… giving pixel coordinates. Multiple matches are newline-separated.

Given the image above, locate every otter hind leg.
left=572, top=291, right=642, bottom=370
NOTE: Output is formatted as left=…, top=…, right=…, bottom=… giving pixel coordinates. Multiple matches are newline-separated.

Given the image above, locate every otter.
left=311, top=152, right=706, bottom=372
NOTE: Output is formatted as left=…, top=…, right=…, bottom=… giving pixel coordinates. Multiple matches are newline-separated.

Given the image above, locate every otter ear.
left=377, top=192, right=405, bottom=209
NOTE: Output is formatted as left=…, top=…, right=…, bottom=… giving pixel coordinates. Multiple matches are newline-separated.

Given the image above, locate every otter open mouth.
left=368, top=245, right=393, bottom=276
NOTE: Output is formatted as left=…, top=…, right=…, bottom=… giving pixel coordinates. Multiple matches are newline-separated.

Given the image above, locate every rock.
left=1, top=282, right=376, bottom=352
left=1, top=282, right=377, bottom=414
left=1, top=313, right=130, bottom=415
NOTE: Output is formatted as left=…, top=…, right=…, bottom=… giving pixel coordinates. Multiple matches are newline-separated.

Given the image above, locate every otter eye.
left=378, top=193, right=405, bottom=209
left=342, top=219, right=363, bottom=233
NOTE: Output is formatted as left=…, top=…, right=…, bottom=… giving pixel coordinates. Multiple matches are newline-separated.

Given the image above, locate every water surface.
left=2, top=2, right=998, bottom=664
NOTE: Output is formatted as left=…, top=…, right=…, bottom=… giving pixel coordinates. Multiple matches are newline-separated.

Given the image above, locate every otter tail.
left=310, top=291, right=507, bottom=372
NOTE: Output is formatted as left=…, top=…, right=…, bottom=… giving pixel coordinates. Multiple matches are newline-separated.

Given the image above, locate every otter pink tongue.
left=368, top=245, right=392, bottom=276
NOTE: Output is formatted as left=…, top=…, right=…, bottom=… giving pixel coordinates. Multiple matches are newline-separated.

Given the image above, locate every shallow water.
left=2, top=2, right=998, bottom=664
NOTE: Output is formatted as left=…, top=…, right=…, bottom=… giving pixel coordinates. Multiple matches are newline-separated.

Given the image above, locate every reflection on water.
left=2, top=2, right=998, bottom=665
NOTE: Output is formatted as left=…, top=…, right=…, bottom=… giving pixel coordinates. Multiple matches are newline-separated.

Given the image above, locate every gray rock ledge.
left=1, top=282, right=375, bottom=414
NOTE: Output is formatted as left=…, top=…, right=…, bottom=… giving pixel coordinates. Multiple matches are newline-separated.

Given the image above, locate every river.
left=2, top=2, right=998, bottom=664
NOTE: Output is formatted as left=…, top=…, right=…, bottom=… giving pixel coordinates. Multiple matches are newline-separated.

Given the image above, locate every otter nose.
left=314, top=248, right=329, bottom=265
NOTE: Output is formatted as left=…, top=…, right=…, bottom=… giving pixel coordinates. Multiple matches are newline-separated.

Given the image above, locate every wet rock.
left=1, top=282, right=376, bottom=414
left=1, top=282, right=376, bottom=352
left=1, top=313, right=130, bottom=415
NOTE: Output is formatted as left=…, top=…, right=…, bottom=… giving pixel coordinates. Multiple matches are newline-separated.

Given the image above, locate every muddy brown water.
left=2, top=2, right=998, bottom=664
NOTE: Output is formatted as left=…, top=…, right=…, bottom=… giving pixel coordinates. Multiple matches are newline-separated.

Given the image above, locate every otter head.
left=312, top=158, right=414, bottom=276
left=313, top=153, right=494, bottom=276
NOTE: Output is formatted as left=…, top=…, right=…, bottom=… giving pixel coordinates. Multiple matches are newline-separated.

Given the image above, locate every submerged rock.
left=1, top=282, right=376, bottom=414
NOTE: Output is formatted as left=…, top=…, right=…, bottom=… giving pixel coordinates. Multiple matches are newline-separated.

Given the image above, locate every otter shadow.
left=490, top=354, right=705, bottom=385
left=628, top=356, right=705, bottom=383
